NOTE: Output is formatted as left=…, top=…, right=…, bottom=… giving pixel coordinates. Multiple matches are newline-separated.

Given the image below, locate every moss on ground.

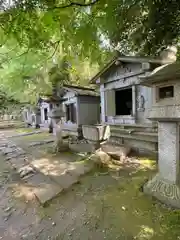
left=40, top=158, right=180, bottom=240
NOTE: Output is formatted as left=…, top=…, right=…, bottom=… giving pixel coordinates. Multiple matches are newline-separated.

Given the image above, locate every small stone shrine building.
left=59, top=85, right=100, bottom=136
left=37, top=85, right=100, bottom=136
left=90, top=48, right=177, bottom=154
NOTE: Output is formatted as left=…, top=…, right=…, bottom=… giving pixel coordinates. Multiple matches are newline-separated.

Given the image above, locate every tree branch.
left=49, top=0, right=99, bottom=10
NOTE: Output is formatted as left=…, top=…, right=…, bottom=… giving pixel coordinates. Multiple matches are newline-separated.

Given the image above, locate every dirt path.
left=0, top=129, right=180, bottom=240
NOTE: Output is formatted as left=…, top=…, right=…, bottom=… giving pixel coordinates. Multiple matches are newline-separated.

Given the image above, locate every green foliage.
left=0, top=0, right=180, bottom=55
left=1, top=0, right=179, bottom=104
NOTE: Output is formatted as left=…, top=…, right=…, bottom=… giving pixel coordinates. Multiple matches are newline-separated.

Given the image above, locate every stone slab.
left=9, top=130, right=42, bottom=138
left=51, top=171, right=79, bottom=190
left=30, top=158, right=69, bottom=176
left=5, top=151, right=26, bottom=161
left=1, top=147, right=16, bottom=155
left=69, top=143, right=94, bottom=153
left=67, top=162, right=93, bottom=177
left=9, top=157, right=27, bottom=170
left=28, top=140, right=54, bottom=147
left=18, top=165, right=36, bottom=178
left=26, top=173, right=63, bottom=205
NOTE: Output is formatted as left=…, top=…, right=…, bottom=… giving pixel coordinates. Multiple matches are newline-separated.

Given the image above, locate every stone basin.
left=82, top=124, right=110, bottom=143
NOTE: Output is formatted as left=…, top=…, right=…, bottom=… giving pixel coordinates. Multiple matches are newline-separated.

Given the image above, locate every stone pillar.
left=158, top=122, right=180, bottom=184
left=132, top=85, right=136, bottom=118
left=144, top=121, right=180, bottom=208
left=100, top=84, right=106, bottom=123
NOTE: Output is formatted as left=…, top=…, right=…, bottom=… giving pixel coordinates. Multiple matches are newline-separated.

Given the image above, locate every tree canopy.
left=0, top=0, right=180, bottom=103
left=1, top=0, right=180, bottom=55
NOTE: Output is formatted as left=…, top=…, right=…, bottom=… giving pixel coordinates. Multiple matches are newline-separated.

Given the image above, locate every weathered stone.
left=69, top=143, right=93, bottom=153
left=90, top=151, right=111, bottom=166
left=1, top=147, right=15, bottom=155
left=52, top=171, right=79, bottom=189
left=5, top=151, right=26, bottom=160
left=18, top=165, right=36, bottom=178
left=55, top=142, right=69, bottom=152
left=9, top=157, right=27, bottom=171
left=26, top=173, right=63, bottom=205
left=144, top=174, right=180, bottom=208
left=28, top=140, right=54, bottom=147
left=9, top=130, right=42, bottom=138
left=67, top=161, right=93, bottom=177
left=101, top=144, right=131, bottom=161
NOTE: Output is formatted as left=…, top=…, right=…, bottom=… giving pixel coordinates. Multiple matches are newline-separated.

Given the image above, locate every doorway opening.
left=44, top=108, right=48, bottom=120
left=115, top=88, right=132, bottom=115
left=66, top=103, right=76, bottom=123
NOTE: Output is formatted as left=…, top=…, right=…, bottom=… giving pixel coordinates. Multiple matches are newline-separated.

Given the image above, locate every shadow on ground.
left=1, top=129, right=180, bottom=240
left=7, top=154, right=180, bottom=240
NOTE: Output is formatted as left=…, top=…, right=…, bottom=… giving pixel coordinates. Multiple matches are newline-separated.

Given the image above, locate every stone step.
left=109, top=123, right=158, bottom=133
left=111, top=128, right=158, bottom=136
left=111, top=131, right=158, bottom=143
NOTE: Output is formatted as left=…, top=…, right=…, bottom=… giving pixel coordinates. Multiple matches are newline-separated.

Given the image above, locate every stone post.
left=144, top=121, right=180, bottom=208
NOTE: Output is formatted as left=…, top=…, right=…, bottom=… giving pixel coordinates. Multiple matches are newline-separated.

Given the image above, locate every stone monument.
left=34, top=107, right=41, bottom=128
left=48, top=105, right=65, bottom=135
left=139, top=57, right=180, bottom=208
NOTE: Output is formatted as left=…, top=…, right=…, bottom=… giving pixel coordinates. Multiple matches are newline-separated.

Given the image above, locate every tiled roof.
left=90, top=55, right=175, bottom=84
left=63, top=85, right=99, bottom=97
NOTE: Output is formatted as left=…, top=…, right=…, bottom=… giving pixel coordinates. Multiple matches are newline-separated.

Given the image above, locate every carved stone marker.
left=139, top=61, right=180, bottom=208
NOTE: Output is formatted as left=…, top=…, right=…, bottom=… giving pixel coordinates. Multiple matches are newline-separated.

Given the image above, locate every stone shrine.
left=139, top=60, right=180, bottom=208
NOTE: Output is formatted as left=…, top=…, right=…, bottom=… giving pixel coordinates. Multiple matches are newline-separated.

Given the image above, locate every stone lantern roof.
left=139, top=62, right=180, bottom=86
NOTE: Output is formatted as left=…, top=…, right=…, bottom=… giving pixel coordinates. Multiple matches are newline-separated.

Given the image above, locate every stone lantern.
left=33, top=106, right=41, bottom=128
left=139, top=62, right=180, bottom=208
left=48, top=104, right=65, bottom=135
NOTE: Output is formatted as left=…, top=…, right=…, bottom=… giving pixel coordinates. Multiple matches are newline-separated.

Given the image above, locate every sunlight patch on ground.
left=138, top=157, right=156, bottom=169
left=136, top=225, right=154, bottom=239
left=15, top=128, right=36, bottom=134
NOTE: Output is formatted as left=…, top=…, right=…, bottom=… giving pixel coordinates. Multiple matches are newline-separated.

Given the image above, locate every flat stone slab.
left=67, top=162, right=93, bottom=177
left=9, top=157, right=27, bottom=170
left=52, top=171, right=79, bottom=190
left=5, top=151, right=26, bottom=161
left=69, top=143, right=94, bottom=153
left=26, top=173, right=63, bottom=205
left=9, top=130, right=42, bottom=138
left=30, top=158, right=69, bottom=176
left=28, top=139, right=54, bottom=147
left=1, top=147, right=16, bottom=155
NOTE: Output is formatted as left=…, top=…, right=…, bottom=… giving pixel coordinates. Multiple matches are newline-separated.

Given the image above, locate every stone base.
left=144, top=174, right=180, bottom=208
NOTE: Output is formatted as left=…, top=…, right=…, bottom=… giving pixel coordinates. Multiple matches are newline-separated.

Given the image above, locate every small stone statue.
left=137, top=95, right=145, bottom=111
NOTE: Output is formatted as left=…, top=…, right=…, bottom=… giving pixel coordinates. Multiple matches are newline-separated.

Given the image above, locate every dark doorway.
left=66, top=103, right=76, bottom=123
left=44, top=108, right=48, bottom=120
left=115, top=88, right=132, bottom=115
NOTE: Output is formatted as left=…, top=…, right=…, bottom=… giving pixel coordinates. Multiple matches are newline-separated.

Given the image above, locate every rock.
left=90, top=151, right=111, bottom=166
left=18, top=165, right=35, bottom=178
left=101, top=144, right=131, bottom=161
left=52, top=222, right=56, bottom=226
left=121, top=206, right=126, bottom=211
left=4, top=206, right=12, bottom=212
left=2, top=147, right=14, bottom=155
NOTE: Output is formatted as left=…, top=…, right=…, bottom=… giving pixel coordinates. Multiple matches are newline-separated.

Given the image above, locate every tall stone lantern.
left=139, top=62, right=180, bottom=208
left=48, top=99, right=65, bottom=135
